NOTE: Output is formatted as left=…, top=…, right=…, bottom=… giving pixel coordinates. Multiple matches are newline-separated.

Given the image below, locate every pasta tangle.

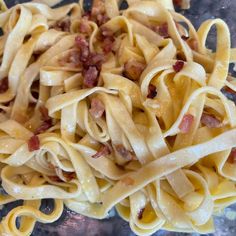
left=0, top=0, right=236, bottom=235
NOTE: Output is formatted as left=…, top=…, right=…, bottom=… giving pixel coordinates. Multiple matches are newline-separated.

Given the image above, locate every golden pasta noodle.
left=0, top=0, right=236, bottom=235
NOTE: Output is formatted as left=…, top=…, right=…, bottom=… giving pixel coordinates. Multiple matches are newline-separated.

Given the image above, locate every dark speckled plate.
left=1, top=0, right=236, bottom=235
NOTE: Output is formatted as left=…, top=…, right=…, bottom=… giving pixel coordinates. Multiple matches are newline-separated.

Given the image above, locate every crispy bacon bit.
left=35, top=106, right=53, bottom=134
left=173, top=0, right=182, bottom=7
left=137, top=208, right=145, bottom=220
left=152, top=23, right=169, bottom=38
left=53, top=19, right=71, bottom=32
left=124, top=60, right=146, bottom=81
left=98, top=27, right=115, bottom=54
left=79, top=19, right=91, bottom=34
left=82, top=11, right=91, bottom=21
left=121, top=176, right=135, bottom=186
left=91, top=0, right=105, bottom=16
left=28, top=135, right=40, bottom=152
left=48, top=162, right=76, bottom=182
left=89, top=98, right=105, bottom=119
left=97, top=14, right=109, bottom=26
left=173, top=0, right=190, bottom=9
left=39, top=106, right=50, bottom=122
left=115, top=145, right=135, bottom=161
left=179, top=114, right=194, bottom=134
left=83, top=66, right=99, bottom=88
left=147, top=84, right=157, bottom=99
left=34, top=121, right=52, bottom=135
left=74, top=36, right=105, bottom=87
left=102, top=37, right=115, bottom=54
left=92, top=144, right=111, bottom=158
left=91, top=0, right=109, bottom=26
left=84, top=53, right=105, bottom=70
left=200, top=113, right=221, bottom=128
left=75, top=36, right=90, bottom=62
left=0, top=77, right=8, bottom=93
left=75, top=36, right=89, bottom=48
left=181, top=35, right=189, bottom=41
left=63, top=171, right=76, bottom=181
left=228, top=148, right=236, bottom=164
left=48, top=175, right=63, bottom=182
left=187, top=38, right=198, bottom=51
left=173, top=60, right=184, bottom=72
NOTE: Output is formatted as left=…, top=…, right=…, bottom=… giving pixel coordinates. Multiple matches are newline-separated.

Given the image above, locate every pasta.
left=0, top=0, right=236, bottom=235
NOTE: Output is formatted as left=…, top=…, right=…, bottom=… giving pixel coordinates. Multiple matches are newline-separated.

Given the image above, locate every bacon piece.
left=147, top=84, right=157, bottom=99
left=152, top=23, right=169, bottom=38
left=53, top=19, right=71, bottom=32
left=89, top=98, right=105, bottom=119
left=228, top=148, right=236, bottom=164
left=137, top=208, right=145, bottom=220
left=35, top=106, right=53, bottom=134
left=91, top=0, right=109, bottom=26
left=0, top=77, right=8, bottom=93
left=99, top=27, right=115, bottom=53
left=82, top=11, right=92, bottom=21
left=34, top=121, right=52, bottom=135
left=102, top=37, right=114, bottom=54
left=84, top=53, right=105, bottom=70
left=179, top=114, right=194, bottom=134
left=48, top=175, right=63, bottom=182
left=173, top=0, right=182, bottom=7
left=200, top=113, right=221, bottom=128
left=124, top=60, right=146, bottom=81
left=83, top=66, right=99, bottom=88
left=173, top=60, right=184, bottom=72
left=75, top=36, right=90, bottom=62
left=28, top=135, right=40, bottom=152
left=48, top=162, right=76, bottom=182
left=158, top=23, right=169, bottom=37
left=39, top=106, right=51, bottom=122
left=121, top=176, right=135, bottom=186
left=75, top=36, right=89, bottom=48
left=91, top=0, right=105, bottom=16
left=63, top=171, right=76, bottom=181
left=96, top=14, right=109, bottom=26
left=92, top=144, right=111, bottom=158
left=173, top=0, right=190, bottom=9
left=115, top=145, right=135, bottom=161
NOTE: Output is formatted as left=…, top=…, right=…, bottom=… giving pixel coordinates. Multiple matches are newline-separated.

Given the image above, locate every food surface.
left=0, top=0, right=236, bottom=235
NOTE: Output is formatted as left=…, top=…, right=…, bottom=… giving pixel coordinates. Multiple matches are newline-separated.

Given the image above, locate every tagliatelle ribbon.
left=0, top=0, right=236, bottom=235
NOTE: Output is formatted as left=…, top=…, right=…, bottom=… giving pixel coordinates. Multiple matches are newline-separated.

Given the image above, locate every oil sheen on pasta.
left=0, top=0, right=236, bottom=235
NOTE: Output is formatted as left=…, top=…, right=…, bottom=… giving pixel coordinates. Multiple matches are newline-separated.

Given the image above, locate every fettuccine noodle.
left=0, top=0, right=236, bottom=235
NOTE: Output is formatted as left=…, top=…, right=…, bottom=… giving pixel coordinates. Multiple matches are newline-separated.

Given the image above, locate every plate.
left=1, top=0, right=236, bottom=235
